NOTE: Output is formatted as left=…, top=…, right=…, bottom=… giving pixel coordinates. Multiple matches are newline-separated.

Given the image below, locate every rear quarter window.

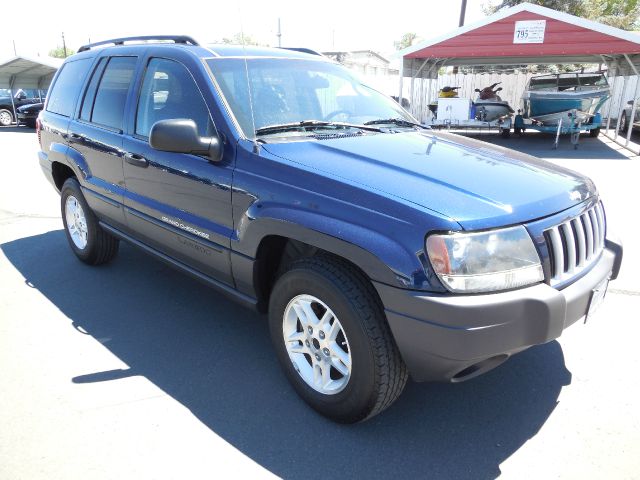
left=46, top=58, right=92, bottom=117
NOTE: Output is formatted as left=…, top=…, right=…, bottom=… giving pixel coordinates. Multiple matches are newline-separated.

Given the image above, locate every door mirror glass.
left=149, top=118, right=222, bottom=162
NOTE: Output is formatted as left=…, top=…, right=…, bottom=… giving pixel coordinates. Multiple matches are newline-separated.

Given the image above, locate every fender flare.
left=235, top=206, right=428, bottom=289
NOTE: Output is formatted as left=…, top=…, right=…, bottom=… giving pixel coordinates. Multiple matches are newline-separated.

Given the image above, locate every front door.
left=122, top=57, right=234, bottom=285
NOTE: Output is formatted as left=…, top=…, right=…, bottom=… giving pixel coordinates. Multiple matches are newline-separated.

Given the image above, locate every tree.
left=583, top=0, right=640, bottom=29
left=394, top=32, right=418, bottom=50
left=48, top=46, right=75, bottom=58
left=484, top=0, right=640, bottom=30
left=215, top=33, right=262, bottom=46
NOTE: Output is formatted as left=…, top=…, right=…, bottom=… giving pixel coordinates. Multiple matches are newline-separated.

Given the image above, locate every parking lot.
left=1, top=126, right=639, bottom=479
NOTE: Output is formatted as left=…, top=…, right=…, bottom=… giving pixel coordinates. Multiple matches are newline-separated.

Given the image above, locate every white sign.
left=513, top=20, right=546, bottom=44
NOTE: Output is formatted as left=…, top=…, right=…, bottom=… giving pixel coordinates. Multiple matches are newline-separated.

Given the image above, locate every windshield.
left=206, top=58, right=414, bottom=138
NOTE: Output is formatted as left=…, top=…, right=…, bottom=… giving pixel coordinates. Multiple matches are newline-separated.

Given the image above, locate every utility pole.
left=12, top=40, right=17, bottom=55
left=62, top=32, right=67, bottom=58
left=459, top=0, right=467, bottom=27
left=277, top=18, right=282, bottom=47
left=453, top=0, right=467, bottom=74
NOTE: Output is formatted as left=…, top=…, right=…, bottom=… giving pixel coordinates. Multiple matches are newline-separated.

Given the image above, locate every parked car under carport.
left=618, top=99, right=640, bottom=134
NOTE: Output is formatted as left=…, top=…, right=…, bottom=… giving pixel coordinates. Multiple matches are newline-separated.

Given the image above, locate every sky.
left=1, top=0, right=487, bottom=61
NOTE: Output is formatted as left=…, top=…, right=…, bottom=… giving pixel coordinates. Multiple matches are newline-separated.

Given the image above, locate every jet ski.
left=473, top=83, right=514, bottom=121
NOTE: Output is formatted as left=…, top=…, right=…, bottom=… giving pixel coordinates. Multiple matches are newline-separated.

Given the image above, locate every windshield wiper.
left=255, top=120, right=382, bottom=136
left=364, top=118, right=429, bottom=129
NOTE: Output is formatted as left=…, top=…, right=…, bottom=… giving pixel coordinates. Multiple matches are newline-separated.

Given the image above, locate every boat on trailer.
left=522, top=72, right=610, bottom=125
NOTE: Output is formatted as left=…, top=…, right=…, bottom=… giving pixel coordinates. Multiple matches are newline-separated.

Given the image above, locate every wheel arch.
left=235, top=210, right=434, bottom=311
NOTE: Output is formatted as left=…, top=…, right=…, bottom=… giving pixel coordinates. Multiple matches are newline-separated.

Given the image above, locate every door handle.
left=124, top=152, right=149, bottom=168
left=68, top=132, right=83, bottom=143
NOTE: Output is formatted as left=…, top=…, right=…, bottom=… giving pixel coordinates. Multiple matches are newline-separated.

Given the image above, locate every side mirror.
left=149, top=118, right=223, bottom=162
left=17, top=92, right=27, bottom=100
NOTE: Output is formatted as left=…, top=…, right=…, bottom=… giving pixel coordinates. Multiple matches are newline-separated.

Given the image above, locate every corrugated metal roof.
left=400, top=3, right=640, bottom=74
left=0, top=56, right=62, bottom=89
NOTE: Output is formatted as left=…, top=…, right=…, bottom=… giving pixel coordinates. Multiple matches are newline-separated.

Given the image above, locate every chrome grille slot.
left=545, top=201, right=606, bottom=287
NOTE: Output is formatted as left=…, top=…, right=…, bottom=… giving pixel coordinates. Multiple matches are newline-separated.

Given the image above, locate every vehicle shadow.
left=0, top=125, right=35, bottom=133
left=1, top=230, right=572, bottom=480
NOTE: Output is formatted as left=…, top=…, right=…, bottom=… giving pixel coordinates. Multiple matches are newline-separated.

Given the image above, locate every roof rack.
left=279, top=47, right=324, bottom=57
left=78, top=35, right=199, bottom=52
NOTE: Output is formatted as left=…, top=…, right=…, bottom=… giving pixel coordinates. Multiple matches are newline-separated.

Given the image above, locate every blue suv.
left=37, top=36, right=623, bottom=423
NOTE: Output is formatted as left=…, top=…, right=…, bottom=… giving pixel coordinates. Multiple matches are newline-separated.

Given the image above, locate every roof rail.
left=78, top=35, right=199, bottom=52
left=279, top=47, right=324, bottom=57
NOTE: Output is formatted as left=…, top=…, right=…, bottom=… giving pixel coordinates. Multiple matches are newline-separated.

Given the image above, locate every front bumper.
left=17, top=112, right=37, bottom=120
left=375, top=238, right=622, bottom=382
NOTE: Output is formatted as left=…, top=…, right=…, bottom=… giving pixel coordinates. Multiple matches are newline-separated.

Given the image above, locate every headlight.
left=426, top=226, right=543, bottom=293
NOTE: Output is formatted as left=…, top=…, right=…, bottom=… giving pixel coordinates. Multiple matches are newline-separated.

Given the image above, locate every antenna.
left=277, top=18, right=282, bottom=48
left=238, top=8, right=259, bottom=151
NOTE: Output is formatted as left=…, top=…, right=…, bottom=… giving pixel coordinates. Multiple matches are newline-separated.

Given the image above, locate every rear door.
left=121, top=55, right=235, bottom=285
left=68, top=55, right=139, bottom=229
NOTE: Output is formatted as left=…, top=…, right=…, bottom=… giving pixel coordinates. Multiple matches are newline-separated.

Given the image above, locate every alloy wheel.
left=282, top=294, right=352, bottom=395
left=65, top=195, right=88, bottom=249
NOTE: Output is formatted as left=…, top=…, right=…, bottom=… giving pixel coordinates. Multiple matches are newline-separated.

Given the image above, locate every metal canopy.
left=0, top=55, right=62, bottom=90
left=399, top=3, right=640, bottom=79
left=397, top=3, right=640, bottom=154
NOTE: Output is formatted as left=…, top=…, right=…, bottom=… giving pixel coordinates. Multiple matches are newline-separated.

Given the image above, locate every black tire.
left=0, top=108, right=13, bottom=127
left=269, top=255, right=408, bottom=423
left=514, top=127, right=522, bottom=135
left=589, top=127, right=600, bottom=138
left=501, top=128, right=510, bottom=138
left=60, top=178, right=119, bottom=265
left=618, top=112, right=629, bottom=134
left=25, top=119, right=37, bottom=129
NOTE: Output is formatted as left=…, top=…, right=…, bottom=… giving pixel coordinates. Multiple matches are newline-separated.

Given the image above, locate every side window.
left=90, top=56, right=137, bottom=130
left=80, top=57, right=107, bottom=122
left=135, top=58, right=214, bottom=138
left=46, top=58, right=92, bottom=117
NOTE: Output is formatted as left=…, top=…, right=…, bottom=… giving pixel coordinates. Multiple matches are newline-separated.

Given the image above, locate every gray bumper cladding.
left=375, top=244, right=621, bottom=383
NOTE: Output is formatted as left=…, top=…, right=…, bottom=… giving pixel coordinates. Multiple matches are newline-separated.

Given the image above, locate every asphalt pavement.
left=1, top=126, right=639, bottom=480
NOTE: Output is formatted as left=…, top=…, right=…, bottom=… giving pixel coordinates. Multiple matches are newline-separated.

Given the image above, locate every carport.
left=0, top=55, right=61, bottom=124
left=398, top=3, right=640, bottom=153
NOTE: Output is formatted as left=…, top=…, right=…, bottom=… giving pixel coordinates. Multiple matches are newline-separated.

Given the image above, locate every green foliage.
left=394, top=33, right=418, bottom=50
left=216, top=33, right=263, bottom=46
left=48, top=46, right=75, bottom=58
left=483, top=0, right=640, bottom=30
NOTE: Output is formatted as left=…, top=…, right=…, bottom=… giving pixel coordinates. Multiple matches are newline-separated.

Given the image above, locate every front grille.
left=545, top=201, right=606, bottom=286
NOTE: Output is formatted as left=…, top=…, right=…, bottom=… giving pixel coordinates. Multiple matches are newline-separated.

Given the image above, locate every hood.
left=262, top=130, right=596, bottom=230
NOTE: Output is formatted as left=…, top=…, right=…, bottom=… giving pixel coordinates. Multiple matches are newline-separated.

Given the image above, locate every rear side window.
left=46, top=59, right=92, bottom=117
left=90, top=56, right=137, bottom=130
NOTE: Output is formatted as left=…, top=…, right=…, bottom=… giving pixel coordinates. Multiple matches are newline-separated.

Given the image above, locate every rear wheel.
left=61, top=178, right=119, bottom=265
left=0, top=109, right=13, bottom=126
left=589, top=127, right=600, bottom=138
left=618, top=112, right=629, bottom=134
left=269, top=255, right=408, bottom=423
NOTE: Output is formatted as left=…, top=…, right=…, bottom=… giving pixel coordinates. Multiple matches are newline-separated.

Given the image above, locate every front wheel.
left=269, top=255, right=408, bottom=423
left=61, top=178, right=119, bottom=265
left=0, top=109, right=13, bottom=127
